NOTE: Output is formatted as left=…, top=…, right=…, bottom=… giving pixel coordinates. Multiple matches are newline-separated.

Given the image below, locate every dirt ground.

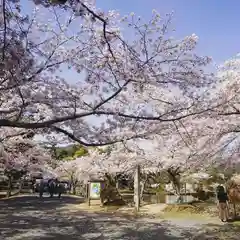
left=0, top=194, right=239, bottom=239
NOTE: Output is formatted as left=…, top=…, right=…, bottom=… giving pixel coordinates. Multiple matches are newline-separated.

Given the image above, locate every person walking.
left=39, top=179, right=45, bottom=198
left=216, top=185, right=229, bottom=222
left=48, top=178, right=56, bottom=198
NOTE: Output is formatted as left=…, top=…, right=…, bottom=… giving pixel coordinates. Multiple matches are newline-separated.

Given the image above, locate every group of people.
left=216, top=185, right=230, bottom=222
left=36, top=178, right=65, bottom=198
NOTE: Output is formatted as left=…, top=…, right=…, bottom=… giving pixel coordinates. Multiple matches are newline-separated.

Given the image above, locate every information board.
left=89, top=182, right=101, bottom=199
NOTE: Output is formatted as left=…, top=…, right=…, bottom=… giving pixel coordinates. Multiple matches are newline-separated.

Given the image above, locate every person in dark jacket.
left=48, top=179, right=56, bottom=198
left=216, top=185, right=229, bottom=222
left=39, top=179, right=46, bottom=198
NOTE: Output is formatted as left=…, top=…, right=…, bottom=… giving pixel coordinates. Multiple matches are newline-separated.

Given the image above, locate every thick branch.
left=0, top=106, right=214, bottom=130
left=218, top=111, right=240, bottom=116
left=0, top=131, right=30, bottom=142
left=52, top=126, right=145, bottom=147
left=218, top=104, right=240, bottom=116
left=1, top=0, right=7, bottom=61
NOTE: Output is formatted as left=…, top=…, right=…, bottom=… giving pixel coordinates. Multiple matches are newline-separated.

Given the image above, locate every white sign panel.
left=89, top=182, right=101, bottom=199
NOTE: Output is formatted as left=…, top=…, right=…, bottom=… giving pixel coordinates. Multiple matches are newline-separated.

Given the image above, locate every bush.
left=191, top=188, right=214, bottom=201
left=103, top=199, right=125, bottom=206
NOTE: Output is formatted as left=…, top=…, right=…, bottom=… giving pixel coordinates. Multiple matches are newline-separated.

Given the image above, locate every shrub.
left=191, top=189, right=214, bottom=201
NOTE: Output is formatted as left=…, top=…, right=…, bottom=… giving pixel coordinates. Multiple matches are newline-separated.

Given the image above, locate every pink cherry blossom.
left=0, top=0, right=215, bottom=147
left=0, top=127, right=52, bottom=178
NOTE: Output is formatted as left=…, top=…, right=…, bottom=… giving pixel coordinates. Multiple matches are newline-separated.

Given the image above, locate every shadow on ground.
left=0, top=195, right=240, bottom=239
left=0, top=192, right=5, bottom=199
left=192, top=223, right=240, bottom=240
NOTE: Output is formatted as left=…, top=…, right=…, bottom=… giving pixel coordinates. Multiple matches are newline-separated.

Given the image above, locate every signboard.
left=89, top=182, right=101, bottom=199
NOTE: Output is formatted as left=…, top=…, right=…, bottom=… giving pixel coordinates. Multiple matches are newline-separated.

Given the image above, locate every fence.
left=165, top=194, right=195, bottom=204
left=0, top=180, right=33, bottom=193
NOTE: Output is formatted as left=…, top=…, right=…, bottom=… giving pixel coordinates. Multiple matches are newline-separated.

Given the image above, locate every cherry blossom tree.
left=0, top=127, right=52, bottom=197
left=200, top=55, right=240, bottom=163
left=55, top=143, right=150, bottom=201
left=211, top=55, right=240, bottom=122
left=138, top=115, right=220, bottom=201
left=55, top=156, right=91, bottom=194
left=141, top=117, right=239, bottom=201
left=231, top=174, right=240, bottom=185
left=0, top=0, right=214, bottom=147
left=188, top=115, right=240, bottom=173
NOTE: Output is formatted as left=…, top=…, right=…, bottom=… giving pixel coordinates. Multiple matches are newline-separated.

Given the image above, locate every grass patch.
left=163, top=203, right=205, bottom=214
left=160, top=203, right=220, bottom=221
left=161, top=211, right=211, bottom=220
left=233, top=221, right=240, bottom=226
left=231, top=216, right=240, bottom=226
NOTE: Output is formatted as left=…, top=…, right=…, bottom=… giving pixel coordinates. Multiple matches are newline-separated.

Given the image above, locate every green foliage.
left=73, top=148, right=88, bottom=158
left=55, top=144, right=89, bottom=160
left=54, top=144, right=110, bottom=161
left=57, top=149, right=69, bottom=159
left=155, top=184, right=165, bottom=193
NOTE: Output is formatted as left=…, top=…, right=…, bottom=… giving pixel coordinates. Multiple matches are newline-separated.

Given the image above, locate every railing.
left=0, top=180, right=33, bottom=192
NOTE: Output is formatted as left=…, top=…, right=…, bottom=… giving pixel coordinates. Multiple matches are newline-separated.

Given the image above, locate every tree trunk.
left=140, top=179, right=147, bottom=201
left=167, top=168, right=182, bottom=203
left=72, top=179, right=79, bottom=195
left=72, top=187, right=76, bottom=195
left=72, top=183, right=76, bottom=195
left=172, top=181, right=182, bottom=203
left=116, top=180, right=119, bottom=189
left=85, top=183, right=89, bottom=200
left=6, top=176, right=12, bottom=198
left=70, top=175, right=76, bottom=195
left=18, top=178, right=24, bottom=194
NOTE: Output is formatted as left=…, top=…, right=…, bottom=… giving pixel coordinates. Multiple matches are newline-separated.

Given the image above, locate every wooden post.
left=85, top=183, right=88, bottom=200
left=184, top=182, right=187, bottom=203
left=134, top=165, right=140, bottom=212
left=87, top=182, right=91, bottom=206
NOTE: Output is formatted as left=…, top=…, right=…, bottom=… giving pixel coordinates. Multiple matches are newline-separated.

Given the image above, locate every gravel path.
left=0, top=195, right=238, bottom=239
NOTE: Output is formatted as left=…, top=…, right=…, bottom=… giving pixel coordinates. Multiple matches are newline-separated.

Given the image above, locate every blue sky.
left=23, top=0, right=239, bottom=65
left=96, top=0, right=239, bottom=65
